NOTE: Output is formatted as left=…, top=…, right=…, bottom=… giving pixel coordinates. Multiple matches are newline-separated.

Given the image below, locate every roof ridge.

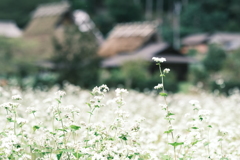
left=37, top=1, right=69, bottom=8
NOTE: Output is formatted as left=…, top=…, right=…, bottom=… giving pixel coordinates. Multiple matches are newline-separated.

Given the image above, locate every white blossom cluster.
left=0, top=84, right=239, bottom=159
left=152, top=57, right=166, bottom=63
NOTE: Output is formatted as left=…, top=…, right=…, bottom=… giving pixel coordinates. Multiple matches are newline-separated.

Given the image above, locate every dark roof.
left=182, top=32, right=240, bottom=51
left=102, top=42, right=195, bottom=67
left=182, top=33, right=209, bottom=46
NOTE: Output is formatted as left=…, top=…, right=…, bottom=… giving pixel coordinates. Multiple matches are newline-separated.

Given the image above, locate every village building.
left=98, top=21, right=194, bottom=80
left=24, top=1, right=103, bottom=60
left=181, top=33, right=240, bottom=54
left=0, top=20, right=22, bottom=38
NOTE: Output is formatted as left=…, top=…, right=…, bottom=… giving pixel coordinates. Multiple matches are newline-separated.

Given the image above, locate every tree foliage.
left=0, top=0, right=60, bottom=28
left=203, top=44, right=226, bottom=72
left=52, top=26, right=101, bottom=88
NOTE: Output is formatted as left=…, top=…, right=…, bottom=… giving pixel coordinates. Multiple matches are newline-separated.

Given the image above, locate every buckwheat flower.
left=0, top=102, right=11, bottom=109
left=163, top=68, right=170, bottom=74
left=55, top=90, right=66, bottom=97
left=99, top=84, right=109, bottom=92
left=12, top=95, right=22, bottom=100
left=152, top=57, right=166, bottom=63
left=184, top=113, right=190, bottom=117
left=159, top=103, right=167, bottom=109
left=154, top=83, right=163, bottom=89
left=26, top=107, right=36, bottom=114
left=189, top=100, right=199, bottom=105
left=115, top=88, right=128, bottom=96
left=16, top=118, right=28, bottom=126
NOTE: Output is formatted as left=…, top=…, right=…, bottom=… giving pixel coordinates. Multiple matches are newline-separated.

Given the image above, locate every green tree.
left=0, top=0, right=60, bottom=28
left=105, top=0, right=144, bottom=23
left=203, top=44, right=226, bottom=72
left=52, top=26, right=101, bottom=88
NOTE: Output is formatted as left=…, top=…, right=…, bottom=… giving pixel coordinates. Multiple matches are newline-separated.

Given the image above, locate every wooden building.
left=98, top=21, right=195, bottom=80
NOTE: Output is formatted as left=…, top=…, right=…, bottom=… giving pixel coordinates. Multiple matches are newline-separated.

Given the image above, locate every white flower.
left=189, top=100, right=199, bottom=105
left=163, top=68, right=170, bottom=73
left=99, top=84, right=109, bottom=92
left=154, top=83, right=163, bottom=89
left=12, top=95, right=22, bottom=100
left=55, top=90, right=66, bottom=97
left=152, top=57, right=166, bottom=63
left=115, top=88, right=128, bottom=96
left=159, top=103, right=167, bottom=109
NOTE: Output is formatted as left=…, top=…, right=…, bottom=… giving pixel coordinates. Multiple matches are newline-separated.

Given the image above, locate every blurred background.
left=0, top=0, right=240, bottom=94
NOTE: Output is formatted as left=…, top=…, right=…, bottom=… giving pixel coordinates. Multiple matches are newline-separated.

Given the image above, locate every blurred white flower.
left=55, top=90, right=66, bottom=97
left=12, top=95, right=22, bottom=100
left=152, top=57, right=166, bottom=63
left=163, top=68, right=170, bottom=73
left=154, top=83, right=163, bottom=89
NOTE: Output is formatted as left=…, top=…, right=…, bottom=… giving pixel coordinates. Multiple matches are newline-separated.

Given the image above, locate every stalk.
left=158, top=64, right=176, bottom=160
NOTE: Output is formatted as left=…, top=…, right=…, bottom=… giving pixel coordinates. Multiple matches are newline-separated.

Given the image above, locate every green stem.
left=14, top=111, right=17, bottom=135
left=159, top=64, right=176, bottom=160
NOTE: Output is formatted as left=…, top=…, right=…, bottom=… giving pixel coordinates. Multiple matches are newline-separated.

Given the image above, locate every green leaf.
left=70, top=125, right=81, bottom=131
left=55, top=98, right=61, bottom=103
left=7, top=117, right=14, bottom=122
left=94, top=132, right=100, bottom=136
left=169, top=142, right=184, bottom=147
left=159, top=92, right=168, bottom=97
left=204, top=142, right=210, bottom=146
left=73, top=152, right=83, bottom=158
left=50, top=132, right=56, bottom=135
left=119, top=135, right=128, bottom=141
left=164, top=129, right=174, bottom=134
left=208, top=125, right=212, bottom=128
left=33, top=125, right=40, bottom=131
left=166, top=112, right=175, bottom=117
left=57, top=151, right=62, bottom=160
left=192, top=140, right=199, bottom=145
left=191, top=127, right=198, bottom=129
left=0, top=132, right=7, bottom=137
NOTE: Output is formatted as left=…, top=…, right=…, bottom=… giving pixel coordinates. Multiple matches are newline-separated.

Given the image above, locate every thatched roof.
left=24, top=16, right=61, bottom=36
left=0, top=20, right=22, bottom=38
left=24, top=2, right=70, bottom=37
left=98, top=21, right=159, bottom=57
left=102, top=42, right=195, bottom=67
left=32, top=2, right=69, bottom=18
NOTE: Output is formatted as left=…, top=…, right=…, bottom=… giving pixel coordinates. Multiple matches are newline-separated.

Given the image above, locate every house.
left=181, top=33, right=240, bottom=54
left=98, top=21, right=194, bottom=80
left=181, top=33, right=210, bottom=54
left=24, top=2, right=103, bottom=59
left=0, top=20, right=22, bottom=38
left=209, top=33, right=240, bottom=51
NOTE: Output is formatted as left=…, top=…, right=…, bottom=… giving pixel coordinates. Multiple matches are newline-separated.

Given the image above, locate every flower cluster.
left=152, top=57, right=166, bottom=63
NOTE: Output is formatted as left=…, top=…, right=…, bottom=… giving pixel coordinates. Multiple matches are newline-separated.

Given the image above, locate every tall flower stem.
left=158, top=64, right=176, bottom=160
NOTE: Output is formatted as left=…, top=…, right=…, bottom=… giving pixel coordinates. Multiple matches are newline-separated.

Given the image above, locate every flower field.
left=0, top=58, right=240, bottom=160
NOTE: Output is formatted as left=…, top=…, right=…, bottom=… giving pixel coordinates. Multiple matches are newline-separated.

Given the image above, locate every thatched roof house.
left=24, top=2, right=70, bottom=37
left=99, top=21, right=194, bottom=80
left=102, top=42, right=194, bottom=67
left=23, top=2, right=103, bottom=60
left=0, top=20, right=22, bottom=38
left=98, top=21, right=160, bottom=57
